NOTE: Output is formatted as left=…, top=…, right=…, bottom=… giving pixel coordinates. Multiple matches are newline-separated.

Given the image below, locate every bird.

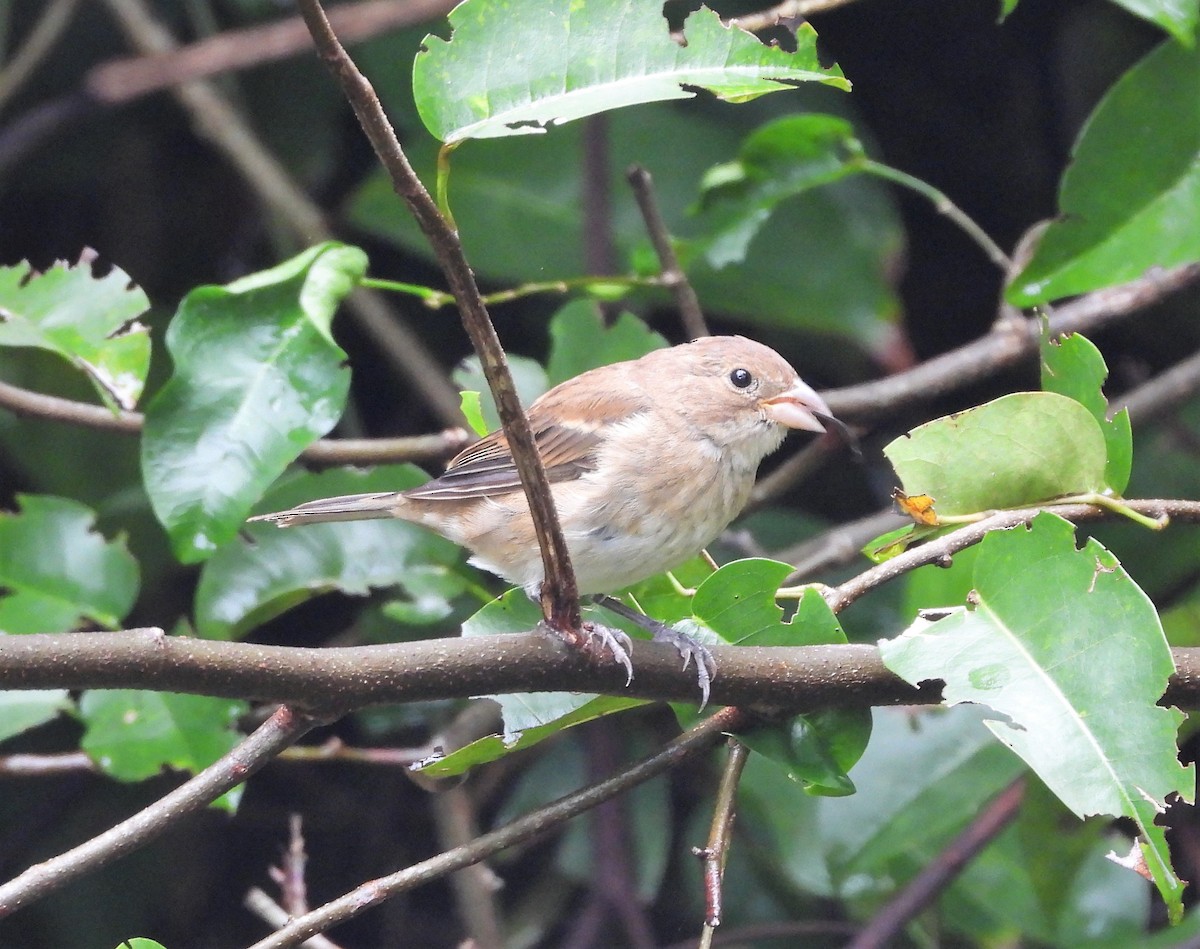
left=250, top=336, right=839, bottom=704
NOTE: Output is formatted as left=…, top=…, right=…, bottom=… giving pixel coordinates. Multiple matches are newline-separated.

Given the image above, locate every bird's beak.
left=761, top=380, right=834, bottom=434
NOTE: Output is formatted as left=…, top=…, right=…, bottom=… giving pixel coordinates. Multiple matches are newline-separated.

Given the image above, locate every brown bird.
left=251, top=336, right=838, bottom=703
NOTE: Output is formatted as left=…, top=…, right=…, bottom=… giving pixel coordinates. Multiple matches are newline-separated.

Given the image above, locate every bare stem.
left=626, top=165, right=711, bottom=339
left=247, top=708, right=747, bottom=949
left=697, top=737, right=750, bottom=930
left=296, top=0, right=581, bottom=631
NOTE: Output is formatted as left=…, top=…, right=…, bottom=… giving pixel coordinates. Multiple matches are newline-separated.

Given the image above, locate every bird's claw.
left=649, top=621, right=715, bottom=710
left=590, top=596, right=716, bottom=708
left=581, top=621, right=634, bottom=685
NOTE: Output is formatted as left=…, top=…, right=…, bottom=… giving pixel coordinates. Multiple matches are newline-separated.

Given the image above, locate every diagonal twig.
left=295, top=0, right=582, bottom=631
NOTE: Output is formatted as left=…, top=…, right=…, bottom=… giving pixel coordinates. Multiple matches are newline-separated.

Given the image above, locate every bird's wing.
left=404, top=372, right=648, bottom=502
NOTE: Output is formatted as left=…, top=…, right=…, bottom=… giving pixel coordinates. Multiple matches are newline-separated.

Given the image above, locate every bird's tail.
left=248, top=492, right=405, bottom=527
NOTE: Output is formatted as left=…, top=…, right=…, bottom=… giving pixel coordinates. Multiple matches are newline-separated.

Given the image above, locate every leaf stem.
left=861, top=159, right=1011, bottom=271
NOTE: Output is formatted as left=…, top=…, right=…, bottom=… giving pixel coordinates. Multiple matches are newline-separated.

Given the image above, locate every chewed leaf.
left=414, top=0, right=848, bottom=143
left=1041, top=332, right=1132, bottom=494
left=883, top=392, right=1107, bottom=516
left=0, top=252, right=150, bottom=411
left=0, top=495, right=139, bottom=634
left=880, top=513, right=1192, bottom=919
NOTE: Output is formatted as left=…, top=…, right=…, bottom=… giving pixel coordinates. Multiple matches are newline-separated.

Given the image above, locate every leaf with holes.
left=414, top=0, right=848, bottom=143
left=880, top=513, right=1192, bottom=920
left=0, top=254, right=150, bottom=411
left=0, top=495, right=138, bottom=634
left=884, top=392, right=1108, bottom=516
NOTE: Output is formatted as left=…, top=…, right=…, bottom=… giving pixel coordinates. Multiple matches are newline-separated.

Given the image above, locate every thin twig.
left=0, top=0, right=82, bottom=112
left=727, top=0, right=864, bottom=31
left=778, top=507, right=907, bottom=581
left=0, top=378, right=469, bottom=465
left=269, top=815, right=311, bottom=918
left=862, top=160, right=1012, bottom=271
left=626, top=165, right=710, bottom=339
left=99, top=0, right=465, bottom=427
left=748, top=436, right=845, bottom=509
left=846, top=777, right=1027, bottom=949
left=296, top=0, right=582, bottom=632
left=244, top=888, right=344, bottom=949
left=246, top=707, right=747, bottom=949
left=696, top=737, right=750, bottom=932
left=0, top=705, right=322, bottom=918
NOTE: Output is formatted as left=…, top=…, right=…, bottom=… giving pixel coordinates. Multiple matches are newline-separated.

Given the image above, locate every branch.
left=0, top=704, right=321, bottom=917
left=0, top=0, right=82, bottom=112
left=824, top=262, right=1200, bottom=422
left=846, top=777, right=1026, bottom=949
left=295, top=0, right=581, bottom=630
left=2, top=628, right=1199, bottom=712
left=247, top=708, right=747, bottom=949
left=696, top=737, right=750, bottom=930
left=0, top=378, right=469, bottom=465
left=626, top=165, right=710, bottom=339
left=87, top=0, right=456, bottom=104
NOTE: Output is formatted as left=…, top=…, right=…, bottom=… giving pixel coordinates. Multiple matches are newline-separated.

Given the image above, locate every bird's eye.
left=729, top=368, right=753, bottom=389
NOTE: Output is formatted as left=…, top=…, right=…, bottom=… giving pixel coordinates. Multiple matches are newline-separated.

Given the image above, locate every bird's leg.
left=536, top=585, right=634, bottom=685
left=591, top=595, right=716, bottom=708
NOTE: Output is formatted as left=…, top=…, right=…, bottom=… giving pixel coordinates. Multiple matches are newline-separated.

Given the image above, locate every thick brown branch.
left=296, top=0, right=580, bottom=629
left=2, top=629, right=1199, bottom=712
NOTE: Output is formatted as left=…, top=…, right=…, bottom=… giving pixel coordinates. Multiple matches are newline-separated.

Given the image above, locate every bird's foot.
left=540, top=619, right=634, bottom=685
left=592, top=596, right=716, bottom=709
left=582, top=621, right=634, bottom=685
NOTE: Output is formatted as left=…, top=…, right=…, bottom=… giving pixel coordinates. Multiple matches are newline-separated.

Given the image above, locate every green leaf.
left=141, top=242, right=365, bottom=563
left=0, top=688, right=73, bottom=742
left=0, top=255, right=151, bottom=411
left=692, top=565, right=871, bottom=793
left=880, top=513, right=1192, bottom=919
left=1041, top=332, right=1132, bottom=493
left=883, top=392, right=1108, bottom=516
left=742, top=705, right=1026, bottom=898
left=0, top=495, right=139, bottom=633
left=416, top=693, right=646, bottom=778
left=545, top=301, right=667, bottom=385
left=459, top=390, right=489, bottom=436
left=197, top=465, right=461, bottom=639
left=115, top=941, right=169, bottom=949
left=413, top=0, right=848, bottom=143
left=1109, top=0, right=1198, bottom=44
left=691, top=557, right=796, bottom=645
left=692, top=114, right=866, bottom=267
left=79, top=689, right=247, bottom=786
left=1009, top=28, right=1200, bottom=305
left=451, top=353, right=548, bottom=434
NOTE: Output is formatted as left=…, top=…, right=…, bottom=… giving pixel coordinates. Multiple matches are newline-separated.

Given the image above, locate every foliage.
left=0, top=0, right=1199, bottom=947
